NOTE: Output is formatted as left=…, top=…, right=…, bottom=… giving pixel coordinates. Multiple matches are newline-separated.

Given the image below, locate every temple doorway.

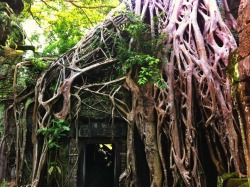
left=77, top=139, right=122, bottom=187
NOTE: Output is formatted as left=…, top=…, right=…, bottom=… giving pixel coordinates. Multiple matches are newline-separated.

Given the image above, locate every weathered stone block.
left=238, top=55, right=250, bottom=80
left=237, top=0, right=250, bottom=32
left=0, top=2, right=12, bottom=45
left=225, top=178, right=248, bottom=187
left=217, top=173, right=249, bottom=187
left=0, top=1, right=24, bottom=47
left=238, top=24, right=250, bottom=59
left=239, top=182, right=250, bottom=187
left=0, top=47, right=22, bottom=99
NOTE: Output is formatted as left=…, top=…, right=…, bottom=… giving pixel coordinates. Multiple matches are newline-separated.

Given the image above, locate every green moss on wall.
left=217, top=173, right=249, bottom=187
left=0, top=47, right=23, bottom=99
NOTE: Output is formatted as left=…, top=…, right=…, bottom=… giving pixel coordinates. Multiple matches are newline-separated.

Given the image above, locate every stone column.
left=237, top=0, right=250, bottom=182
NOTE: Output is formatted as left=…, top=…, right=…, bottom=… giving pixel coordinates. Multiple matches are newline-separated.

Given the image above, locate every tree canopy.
left=21, top=0, right=119, bottom=56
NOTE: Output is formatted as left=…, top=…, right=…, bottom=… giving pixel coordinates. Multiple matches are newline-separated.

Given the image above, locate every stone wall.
left=0, top=1, right=25, bottom=182
left=0, top=0, right=25, bottom=101
left=237, top=0, right=250, bottom=182
left=0, top=47, right=23, bottom=100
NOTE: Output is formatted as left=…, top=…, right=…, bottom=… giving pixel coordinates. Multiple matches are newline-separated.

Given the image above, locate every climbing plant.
left=38, top=119, right=69, bottom=149
left=116, top=14, right=166, bottom=87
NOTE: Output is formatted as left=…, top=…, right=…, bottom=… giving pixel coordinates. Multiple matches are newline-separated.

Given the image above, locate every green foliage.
left=117, top=13, right=166, bottom=88
left=125, top=14, right=150, bottom=43
left=38, top=119, right=70, bottom=149
left=125, top=54, right=163, bottom=86
left=219, top=7, right=225, bottom=18
left=239, top=182, right=250, bottom=187
left=230, top=29, right=238, bottom=43
left=49, top=84, right=57, bottom=94
left=0, top=105, right=4, bottom=137
left=31, top=57, right=48, bottom=72
left=21, top=0, right=119, bottom=56
left=0, top=179, right=7, bottom=187
left=25, top=57, right=49, bottom=85
left=42, top=12, right=83, bottom=55
left=227, top=50, right=239, bottom=84
left=7, top=24, right=24, bottom=49
left=48, top=161, right=62, bottom=175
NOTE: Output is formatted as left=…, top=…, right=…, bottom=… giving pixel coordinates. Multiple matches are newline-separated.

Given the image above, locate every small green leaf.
left=56, top=166, right=62, bottom=174
left=38, top=128, right=47, bottom=135
left=48, top=166, right=54, bottom=175
left=62, top=126, right=70, bottom=131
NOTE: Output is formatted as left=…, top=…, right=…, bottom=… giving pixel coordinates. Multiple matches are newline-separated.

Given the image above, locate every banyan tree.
left=0, top=0, right=247, bottom=186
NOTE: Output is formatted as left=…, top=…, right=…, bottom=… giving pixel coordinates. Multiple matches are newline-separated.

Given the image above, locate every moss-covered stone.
left=217, top=173, right=249, bottom=187
left=0, top=1, right=24, bottom=47
left=225, top=178, right=248, bottom=187
left=239, top=182, right=250, bottom=187
left=7, top=20, right=24, bottom=48
left=218, top=173, right=238, bottom=187
left=0, top=2, right=12, bottom=46
left=0, top=47, right=23, bottom=99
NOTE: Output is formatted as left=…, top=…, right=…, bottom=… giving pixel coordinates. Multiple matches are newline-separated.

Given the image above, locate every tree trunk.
left=139, top=83, right=162, bottom=187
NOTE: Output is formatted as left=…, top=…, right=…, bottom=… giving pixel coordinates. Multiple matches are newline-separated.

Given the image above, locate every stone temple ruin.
left=0, top=1, right=130, bottom=186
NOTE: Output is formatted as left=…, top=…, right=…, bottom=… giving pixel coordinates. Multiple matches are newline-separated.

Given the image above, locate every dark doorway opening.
left=78, top=143, right=117, bottom=187
left=85, top=144, right=114, bottom=187
left=134, top=128, right=150, bottom=187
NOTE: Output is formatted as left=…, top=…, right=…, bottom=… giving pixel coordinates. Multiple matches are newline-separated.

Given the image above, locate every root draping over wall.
left=0, top=0, right=246, bottom=186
